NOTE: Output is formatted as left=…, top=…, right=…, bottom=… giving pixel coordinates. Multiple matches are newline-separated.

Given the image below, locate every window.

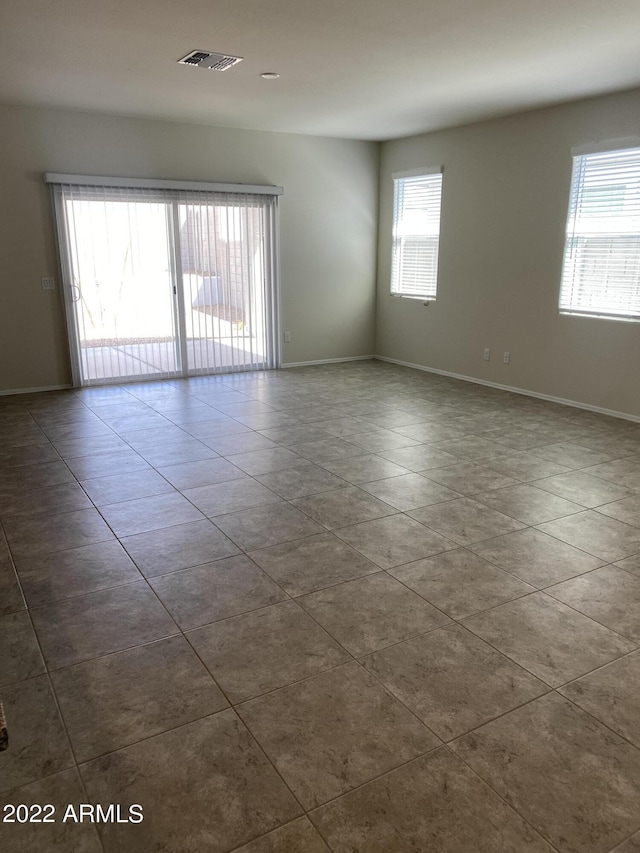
left=559, top=145, right=640, bottom=320
left=391, top=168, right=443, bottom=300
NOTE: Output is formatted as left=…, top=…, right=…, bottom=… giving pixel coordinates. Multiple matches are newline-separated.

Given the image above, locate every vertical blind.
left=47, top=176, right=281, bottom=386
left=560, top=145, right=640, bottom=320
left=391, top=169, right=443, bottom=299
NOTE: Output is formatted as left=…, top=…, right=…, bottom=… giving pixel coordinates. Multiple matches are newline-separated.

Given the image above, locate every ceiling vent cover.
left=178, top=50, right=243, bottom=71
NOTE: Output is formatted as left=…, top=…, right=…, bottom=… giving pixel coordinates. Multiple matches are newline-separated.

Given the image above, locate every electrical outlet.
left=284, top=331, right=291, bottom=343
left=41, top=277, right=55, bottom=290
left=503, top=351, right=511, bottom=364
left=483, top=348, right=490, bottom=361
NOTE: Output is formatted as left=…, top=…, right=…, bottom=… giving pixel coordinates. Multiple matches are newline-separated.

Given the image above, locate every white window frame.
left=391, top=166, right=443, bottom=301
left=559, top=143, right=640, bottom=322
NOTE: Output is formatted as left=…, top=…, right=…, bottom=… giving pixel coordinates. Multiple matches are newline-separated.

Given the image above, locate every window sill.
left=391, top=294, right=436, bottom=303
left=559, top=310, right=640, bottom=323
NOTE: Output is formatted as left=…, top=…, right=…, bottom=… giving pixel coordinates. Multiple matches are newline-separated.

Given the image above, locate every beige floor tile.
left=379, top=444, right=459, bottom=472
left=80, top=469, right=175, bottom=505
left=470, top=526, right=605, bottom=587
left=225, top=447, right=305, bottom=476
left=249, top=533, right=379, bottom=596
left=120, top=519, right=240, bottom=577
left=299, top=573, right=450, bottom=655
left=257, top=424, right=333, bottom=446
left=530, top=441, right=621, bottom=469
left=31, top=582, right=178, bottom=669
left=560, top=651, right=640, bottom=748
left=234, top=818, right=330, bottom=852
left=187, top=601, right=349, bottom=702
left=533, top=471, right=635, bottom=508
left=611, top=831, right=640, bottom=853
left=80, top=711, right=301, bottom=853
left=615, top=555, right=640, bottom=576
left=390, top=548, right=534, bottom=618
left=0, top=770, right=102, bottom=852
left=360, top=472, right=460, bottom=510
left=290, top=437, right=365, bottom=464
left=3, top=508, right=114, bottom=558
left=430, top=435, right=505, bottom=461
left=255, top=464, right=347, bottom=500
left=463, top=592, right=636, bottom=686
left=582, top=458, right=640, bottom=491
left=363, top=624, right=547, bottom=739
left=453, top=693, right=640, bottom=853
left=0, top=481, right=92, bottom=520
left=482, top=451, right=570, bottom=482
left=182, top=417, right=251, bottom=439
left=0, top=443, right=62, bottom=469
left=293, top=486, right=397, bottom=530
left=182, top=477, right=281, bottom=516
left=0, top=460, right=75, bottom=499
left=137, top=441, right=218, bottom=469
left=98, top=492, right=204, bottom=537
left=64, top=449, right=151, bottom=480
left=475, top=483, right=584, bottom=524
left=391, top=420, right=473, bottom=441
left=214, top=502, right=325, bottom=550
left=0, top=610, right=45, bottom=686
left=409, top=498, right=525, bottom=545
left=149, top=555, right=287, bottom=629
left=0, top=676, right=74, bottom=793
left=422, top=461, right=519, bottom=495
left=547, top=565, right=640, bottom=642
left=52, top=635, right=228, bottom=761
left=52, top=433, right=129, bottom=459
left=238, top=662, right=438, bottom=809
left=336, top=513, right=455, bottom=568
left=314, top=416, right=384, bottom=437
left=345, top=430, right=421, bottom=453
left=311, top=748, right=554, bottom=853
left=536, top=510, right=640, bottom=562
left=15, top=540, right=141, bottom=606
left=322, top=454, right=411, bottom=484
left=0, top=559, right=24, bottom=616
left=598, top=494, right=640, bottom=527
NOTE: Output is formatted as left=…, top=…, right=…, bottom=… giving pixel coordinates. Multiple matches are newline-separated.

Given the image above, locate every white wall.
left=0, top=104, right=379, bottom=392
left=376, top=88, right=640, bottom=418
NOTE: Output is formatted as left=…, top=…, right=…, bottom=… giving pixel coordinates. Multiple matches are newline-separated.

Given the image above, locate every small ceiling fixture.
left=260, top=72, right=280, bottom=80
left=178, top=50, right=243, bottom=71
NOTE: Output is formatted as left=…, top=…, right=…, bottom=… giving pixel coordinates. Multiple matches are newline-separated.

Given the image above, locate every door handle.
left=70, top=284, right=81, bottom=303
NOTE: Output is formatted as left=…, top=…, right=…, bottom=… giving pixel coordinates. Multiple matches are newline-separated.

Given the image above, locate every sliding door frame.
left=47, top=174, right=283, bottom=387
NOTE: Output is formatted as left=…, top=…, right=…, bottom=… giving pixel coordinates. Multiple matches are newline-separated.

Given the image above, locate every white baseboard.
left=0, top=383, right=73, bottom=397
left=280, top=355, right=375, bottom=368
left=374, top=355, right=640, bottom=424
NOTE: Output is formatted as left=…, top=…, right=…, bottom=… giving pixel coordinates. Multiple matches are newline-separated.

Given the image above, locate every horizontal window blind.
left=391, top=171, right=442, bottom=299
left=560, top=146, right=640, bottom=320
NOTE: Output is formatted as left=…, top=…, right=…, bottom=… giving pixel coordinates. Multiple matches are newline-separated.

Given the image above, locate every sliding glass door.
left=177, top=196, right=273, bottom=374
left=50, top=178, right=280, bottom=386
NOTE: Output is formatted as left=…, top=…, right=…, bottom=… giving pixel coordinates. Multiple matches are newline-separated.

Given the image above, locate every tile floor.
left=1, top=360, right=640, bottom=852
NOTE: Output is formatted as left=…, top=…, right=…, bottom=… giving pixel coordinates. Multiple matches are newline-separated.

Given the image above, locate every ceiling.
left=1, top=0, right=639, bottom=140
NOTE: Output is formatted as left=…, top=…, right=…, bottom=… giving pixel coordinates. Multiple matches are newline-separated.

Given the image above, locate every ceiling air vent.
left=178, top=50, right=243, bottom=71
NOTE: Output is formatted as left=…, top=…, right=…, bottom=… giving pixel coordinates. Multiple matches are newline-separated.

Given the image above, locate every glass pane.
left=65, top=196, right=178, bottom=383
left=178, top=200, right=269, bottom=373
